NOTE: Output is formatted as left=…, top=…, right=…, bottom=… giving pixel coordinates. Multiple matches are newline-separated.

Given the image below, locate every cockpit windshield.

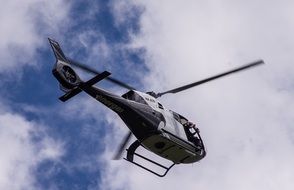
left=172, top=111, right=203, bottom=148
left=122, top=90, right=148, bottom=105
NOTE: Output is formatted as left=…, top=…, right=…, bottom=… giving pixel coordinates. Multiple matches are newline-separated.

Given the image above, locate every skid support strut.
left=124, top=140, right=175, bottom=177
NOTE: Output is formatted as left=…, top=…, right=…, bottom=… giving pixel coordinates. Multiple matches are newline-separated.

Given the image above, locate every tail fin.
left=48, top=38, right=69, bottom=63
left=49, top=38, right=78, bottom=93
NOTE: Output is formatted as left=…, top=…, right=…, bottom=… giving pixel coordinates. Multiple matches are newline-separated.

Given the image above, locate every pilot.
left=183, top=121, right=202, bottom=148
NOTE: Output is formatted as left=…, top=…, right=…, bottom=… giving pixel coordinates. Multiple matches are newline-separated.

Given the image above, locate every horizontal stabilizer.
left=84, top=71, right=111, bottom=86
left=59, top=71, right=111, bottom=102
left=59, top=87, right=82, bottom=102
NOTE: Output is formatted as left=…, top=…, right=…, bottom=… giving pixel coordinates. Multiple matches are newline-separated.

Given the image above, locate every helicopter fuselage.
left=77, top=80, right=206, bottom=164
left=53, top=60, right=206, bottom=164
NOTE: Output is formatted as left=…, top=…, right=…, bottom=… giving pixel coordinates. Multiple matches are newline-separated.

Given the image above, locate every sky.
left=0, top=0, right=294, bottom=190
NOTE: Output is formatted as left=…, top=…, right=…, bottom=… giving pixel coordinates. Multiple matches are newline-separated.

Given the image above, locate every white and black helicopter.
left=49, top=38, right=264, bottom=177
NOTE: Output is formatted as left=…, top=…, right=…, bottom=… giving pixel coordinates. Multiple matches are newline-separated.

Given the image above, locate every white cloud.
left=0, top=112, right=64, bottom=190
left=0, top=1, right=69, bottom=189
left=0, top=0, right=70, bottom=73
left=76, top=30, right=112, bottom=69
left=100, top=1, right=294, bottom=190
left=110, top=0, right=143, bottom=28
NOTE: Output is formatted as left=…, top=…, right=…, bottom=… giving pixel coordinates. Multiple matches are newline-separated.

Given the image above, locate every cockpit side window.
left=134, top=94, right=147, bottom=104
left=122, top=91, right=147, bottom=105
left=172, top=111, right=188, bottom=125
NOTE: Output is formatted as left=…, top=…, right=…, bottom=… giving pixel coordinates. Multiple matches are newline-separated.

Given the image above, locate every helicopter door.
left=163, top=111, right=188, bottom=141
left=174, top=120, right=187, bottom=140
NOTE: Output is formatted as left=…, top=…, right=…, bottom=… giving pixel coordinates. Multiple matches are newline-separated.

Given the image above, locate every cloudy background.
left=0, top=0, right=294, bottom=189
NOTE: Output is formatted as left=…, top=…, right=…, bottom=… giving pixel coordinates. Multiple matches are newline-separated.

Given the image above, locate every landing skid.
left=124, top=140, right=175, bottom=177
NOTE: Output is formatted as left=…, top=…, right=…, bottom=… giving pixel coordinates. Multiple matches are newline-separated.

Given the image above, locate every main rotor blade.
left=156, top=60, right=264, bottom=97
left=113, top=131, right=133, bottom=160
left=68, top=59, right=136, bottom=90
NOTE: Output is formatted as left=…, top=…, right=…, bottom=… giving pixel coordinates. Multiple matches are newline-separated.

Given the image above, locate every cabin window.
left=158, top=103, right=164, bottom=109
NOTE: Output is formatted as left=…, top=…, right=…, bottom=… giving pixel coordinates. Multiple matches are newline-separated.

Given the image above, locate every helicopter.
left=48, top=38, right=264, bottom=177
